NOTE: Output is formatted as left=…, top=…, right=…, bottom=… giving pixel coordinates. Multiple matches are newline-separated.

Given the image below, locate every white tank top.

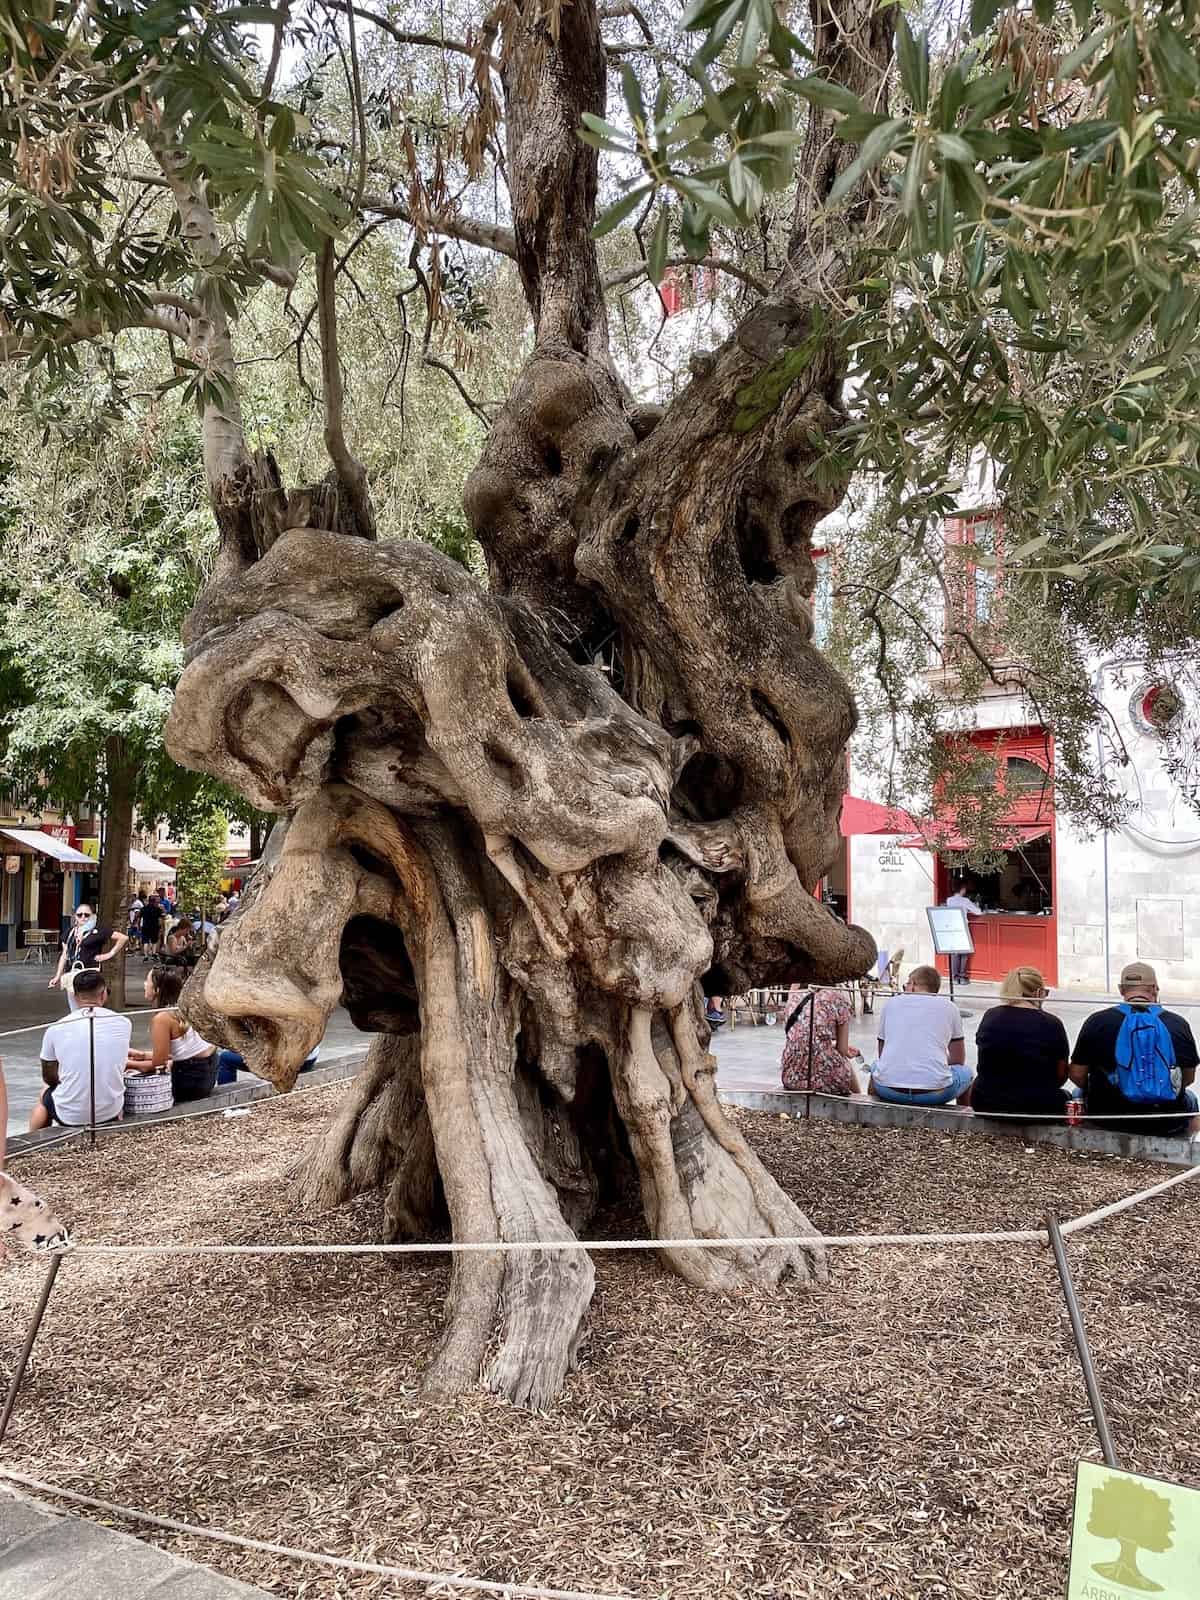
left=169, top=1021, right=214, bottom=1061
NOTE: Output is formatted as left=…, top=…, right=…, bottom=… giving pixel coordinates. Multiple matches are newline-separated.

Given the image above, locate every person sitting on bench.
left=970, top=966, right=1071, bottom=1122
left=126, top=965, right=219, bottom=1103
left=868, top=965, right=973, bottom=1107
left=781, top=985, right=861, bottom=1095
left=30, top=970, right=131, bottom=1131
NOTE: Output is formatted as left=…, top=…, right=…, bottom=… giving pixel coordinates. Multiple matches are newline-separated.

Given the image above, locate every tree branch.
left=500, top=0, right=610, bottom=356
left=790, top=0, right=896, bottom=262
left=423, top=352, right=497, bottom=426
left=254, top=259, right=298, bottom=289
left=361, top=193, right=516, bottom=258
left=598, top=0, right=653, bottom=33
left=603, top=254, right=769, bottom=296
left=0, top=305, right=192, bottom=364
left=325, top=0, right=494, bottom=66
left=260, top=1, right=292, bottom=102
left=147, top=291, right=204, bottom=321
left=316, top=236, right=376, bottom=539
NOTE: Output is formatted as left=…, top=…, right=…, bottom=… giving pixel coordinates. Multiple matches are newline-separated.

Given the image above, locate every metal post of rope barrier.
left=87, top=1008, right=97, bottom=1151
left=1045, top=1210, right=1120, bottom=1469
left=806, top=989, right=816, bottom=1123
left=0, top=1253, right=63, bottom=1447
left=784, top=990, right=816, bottom=1118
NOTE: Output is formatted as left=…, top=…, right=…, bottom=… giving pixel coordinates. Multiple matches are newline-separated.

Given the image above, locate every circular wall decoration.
left=1130, top=678, right=1184, bottom=737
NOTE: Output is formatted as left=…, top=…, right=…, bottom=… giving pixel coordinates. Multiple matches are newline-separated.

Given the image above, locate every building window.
left=1005, top=756, right=1050, bottom=796
left=658, top=265, right=720, bottom=318
left=944, top=511, right=1004, bottom=638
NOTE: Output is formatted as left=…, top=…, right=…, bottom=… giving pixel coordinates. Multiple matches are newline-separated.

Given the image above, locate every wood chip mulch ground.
left=2, top=1085, right=1198, bottom=1599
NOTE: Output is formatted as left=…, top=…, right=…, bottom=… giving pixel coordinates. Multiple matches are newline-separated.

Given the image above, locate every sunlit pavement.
left=0, top=960, right=364, bottom=1136
left=710, top=986, right=1200, bottom=1096
left=7, top=956, right=1200, bottom=1136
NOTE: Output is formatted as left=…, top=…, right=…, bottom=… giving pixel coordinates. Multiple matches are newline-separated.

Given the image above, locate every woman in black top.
left=49, top=903, right=129, bottom=1008
left=969, top=966, right=1071, bottom=1121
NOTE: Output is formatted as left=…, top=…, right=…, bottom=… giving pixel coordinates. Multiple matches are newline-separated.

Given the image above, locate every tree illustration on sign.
left=1088, top=1474, right=1174, bottom=1592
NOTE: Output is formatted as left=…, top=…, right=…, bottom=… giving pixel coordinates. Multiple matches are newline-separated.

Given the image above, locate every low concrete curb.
left=719, top=1087, right=1200, bottom=1167
left=4, top=1051, right=369, bottom=1164
left=0, top=1484, right=270, bottom=1598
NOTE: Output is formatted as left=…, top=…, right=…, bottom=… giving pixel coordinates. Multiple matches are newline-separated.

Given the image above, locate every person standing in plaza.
left=139, top=892, right=165, bottom=958
left=943, top=879, right=981, bottom=984
left=127, top=892, right=144, bottom=951
left=1070, top=962, right=1199, bottom=1137
left=48, top=904, right=128, bottom=1009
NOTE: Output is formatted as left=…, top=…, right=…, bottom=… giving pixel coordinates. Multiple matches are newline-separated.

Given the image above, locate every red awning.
left=900, top=825, right=1051, bottom=852
left=839, top=795, right=915, bottom=836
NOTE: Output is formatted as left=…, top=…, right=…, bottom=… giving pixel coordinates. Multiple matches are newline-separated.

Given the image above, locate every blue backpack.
left=1110, top=1004, right=1177, bottom=1104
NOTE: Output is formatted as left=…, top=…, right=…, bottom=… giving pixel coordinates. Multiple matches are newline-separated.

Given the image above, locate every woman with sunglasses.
left=48, top=903, right=128, bottom=1011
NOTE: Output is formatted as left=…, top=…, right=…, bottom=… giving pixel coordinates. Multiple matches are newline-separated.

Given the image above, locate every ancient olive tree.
left=4, top=0, right=1200, bottom=1402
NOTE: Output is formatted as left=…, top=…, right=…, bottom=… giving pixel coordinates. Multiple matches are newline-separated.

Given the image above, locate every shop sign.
left=45, top=823, right=77, bottom=845
left=1067, top=1461, right=1200, bottom=1599
left=878, top=839, right=905, bottom=873
left=4, top=855, right=20, bottom=874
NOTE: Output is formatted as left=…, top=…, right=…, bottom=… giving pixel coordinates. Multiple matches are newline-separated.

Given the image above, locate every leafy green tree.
left=0, top=386, right=245, bottom=1003
left=174, top=803, right=228, bottom=921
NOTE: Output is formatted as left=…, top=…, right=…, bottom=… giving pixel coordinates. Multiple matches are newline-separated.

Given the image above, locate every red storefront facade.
left=928, top=727, right=1058, bottom=986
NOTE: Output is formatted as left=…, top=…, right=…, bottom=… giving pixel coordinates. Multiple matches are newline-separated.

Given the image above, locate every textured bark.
left=166, top=0, right=895, bottom=1404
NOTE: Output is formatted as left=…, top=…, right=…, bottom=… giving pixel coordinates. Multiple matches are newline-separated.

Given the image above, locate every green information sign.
left=1068, top=1462, right=1200, bottom=1598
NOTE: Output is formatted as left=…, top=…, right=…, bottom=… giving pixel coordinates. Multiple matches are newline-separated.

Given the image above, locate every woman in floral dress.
left=780, top=985, right=860, bottom=1095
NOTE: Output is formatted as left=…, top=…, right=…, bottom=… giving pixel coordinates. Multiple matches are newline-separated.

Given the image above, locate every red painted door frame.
left=933, top=727, right=1058, bottom=985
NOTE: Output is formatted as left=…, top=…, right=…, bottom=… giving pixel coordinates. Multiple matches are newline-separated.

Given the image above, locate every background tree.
left=3, top=0, right=1200, bottom=1404
left=174, top=803, right=228, bottom=921
left=0, top=382, right=261, bottom=1003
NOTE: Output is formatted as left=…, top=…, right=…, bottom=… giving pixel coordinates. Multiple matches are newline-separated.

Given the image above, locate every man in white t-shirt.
left=869, top=965, right=973, bottom=1106
left=29, top=970, right=131, bottom=1131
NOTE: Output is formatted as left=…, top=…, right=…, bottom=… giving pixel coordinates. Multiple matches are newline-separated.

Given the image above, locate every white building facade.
left=838, top=504, right=1200, bottom=996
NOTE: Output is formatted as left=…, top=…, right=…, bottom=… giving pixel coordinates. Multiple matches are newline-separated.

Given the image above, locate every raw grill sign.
left=878, top=842, right=904, bottom=873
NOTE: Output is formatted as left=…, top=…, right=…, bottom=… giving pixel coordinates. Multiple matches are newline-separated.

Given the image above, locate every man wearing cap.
left=1069, top=962, right=1199, bottom=1137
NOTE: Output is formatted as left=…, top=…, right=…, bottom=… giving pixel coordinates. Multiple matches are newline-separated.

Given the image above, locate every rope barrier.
left=0, top=1469, right=641, bottom=1600
left=55, top=1227, right=1047, bottom=1257
left=774, top=1088, right=1200, bottom=1124
left=4, top=1054, right=364, bottom=1169
left=3, top=1104, right=1198, bottom=1600
left=0, top=1008, right=159, bottom=1040
left=36, top=1141, right=1200, bottom=1262
left=1060, top=1159, right=1200, bottom=1235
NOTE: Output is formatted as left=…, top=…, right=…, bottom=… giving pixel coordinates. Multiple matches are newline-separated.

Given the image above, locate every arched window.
left=1005, top=756, right=1049, bottom=796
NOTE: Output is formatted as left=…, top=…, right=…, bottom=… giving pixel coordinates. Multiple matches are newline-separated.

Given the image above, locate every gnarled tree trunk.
left=165, top=0, right=892, bottom=1404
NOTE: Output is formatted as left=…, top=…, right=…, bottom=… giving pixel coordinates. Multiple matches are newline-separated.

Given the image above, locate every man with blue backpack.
left=1070, top=962, right=1199, bottom=1138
